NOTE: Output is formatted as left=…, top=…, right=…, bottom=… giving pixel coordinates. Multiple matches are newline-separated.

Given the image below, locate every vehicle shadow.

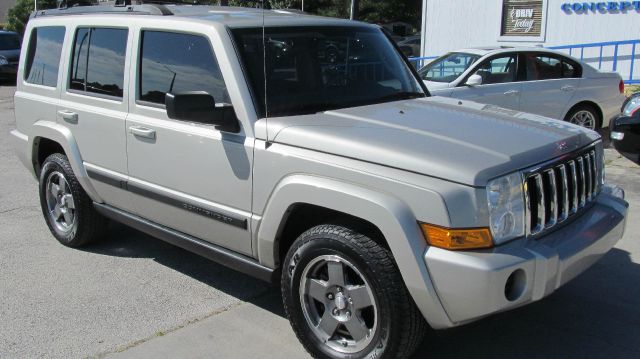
left=83, top=223, right=640, bottom=358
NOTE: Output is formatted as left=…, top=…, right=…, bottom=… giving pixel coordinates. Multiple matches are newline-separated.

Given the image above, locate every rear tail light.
left=619, top=80, right=625, bottom=94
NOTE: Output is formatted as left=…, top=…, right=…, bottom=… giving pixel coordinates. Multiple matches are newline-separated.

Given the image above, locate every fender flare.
left=257, top=174, right=453, bottom=328
left=30, top=120, right=103, bottom=203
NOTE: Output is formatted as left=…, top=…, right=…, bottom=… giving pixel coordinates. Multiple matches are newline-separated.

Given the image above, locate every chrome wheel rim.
left=298, top=255, right=377, bottom=354
left=569, top=110, right=596, bottom=130
left=45, top=171, right=76, bottom=233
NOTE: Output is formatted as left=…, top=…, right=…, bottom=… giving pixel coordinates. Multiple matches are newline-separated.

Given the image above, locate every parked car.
left=0, top=30, right=21, bottom=82
left=10, top=5, right=628, bottom=359
left=418, top=47, right=625, bottom=130
left=610, top=92, right=640, bottom=164
left=397, top=35, right=421, bottom=57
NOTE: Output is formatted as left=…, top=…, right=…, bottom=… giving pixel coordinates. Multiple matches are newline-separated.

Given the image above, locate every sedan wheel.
left=567, top=108, right=599, bottom=130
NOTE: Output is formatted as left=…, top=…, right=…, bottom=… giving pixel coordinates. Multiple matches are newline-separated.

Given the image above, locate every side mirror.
left=165, top=91, right=240, bottom=133
left=465, top=74, right=483, bottom=87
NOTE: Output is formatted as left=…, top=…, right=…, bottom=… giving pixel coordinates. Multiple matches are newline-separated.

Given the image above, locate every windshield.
left=232, top=26, right=426, bottom=117
left=0, top=33, right=20, bottom=51
left=418, top=52, right=480, bottom=83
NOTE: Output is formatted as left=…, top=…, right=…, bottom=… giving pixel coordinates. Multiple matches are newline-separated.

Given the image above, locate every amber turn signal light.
left=419, top=223, right=493, bottom=250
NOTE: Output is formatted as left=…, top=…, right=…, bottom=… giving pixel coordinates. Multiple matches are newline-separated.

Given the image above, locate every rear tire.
left=38, top=153, right=108, bottom=247
left=564, top=104, right=601, bottom=130
left=281, top=224, right=427, bottom=359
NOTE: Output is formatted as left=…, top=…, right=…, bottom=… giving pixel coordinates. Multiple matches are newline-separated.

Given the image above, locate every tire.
left=281, top=224, right=427, bottom=359
left=564, top=104, right=601, bottom=130
left=38, top=153, right=108, bottom=247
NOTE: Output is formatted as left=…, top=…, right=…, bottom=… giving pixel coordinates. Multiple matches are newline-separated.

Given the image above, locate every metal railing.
left=408, top=39, right=640, bottom=84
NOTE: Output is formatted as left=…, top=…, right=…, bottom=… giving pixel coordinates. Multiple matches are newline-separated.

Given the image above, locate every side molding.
left=256, top=174, right=454, bottom=328
left=30, top=120, right=103, bottom=203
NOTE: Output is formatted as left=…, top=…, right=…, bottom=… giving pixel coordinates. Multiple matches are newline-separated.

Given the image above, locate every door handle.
left=503, top=89, right=520, bottom=96
left=58, top=110, right=78, bottom=123
left=561, top=85, right=576, bottom=92
left=129, top=126, right=156, bottom=140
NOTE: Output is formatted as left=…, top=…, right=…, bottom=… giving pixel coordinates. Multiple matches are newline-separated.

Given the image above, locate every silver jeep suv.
left=9, top=4, right=628, bottom=359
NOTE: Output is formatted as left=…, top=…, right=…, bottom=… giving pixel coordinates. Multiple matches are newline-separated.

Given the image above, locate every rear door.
left=58, top=24, right=134, bottom=212
left=518, top=52, right=581, bottom=119
left=449, top=53, right=523, bottom=110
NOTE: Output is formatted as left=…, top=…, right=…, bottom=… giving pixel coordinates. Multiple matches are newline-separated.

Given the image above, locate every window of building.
left=24, top=26, right=66, bottom=87
left=501, top=0, right=544, bottom=37
left=139, top=31, right=229, bottom=106
left=69, top=27, right=128, bottom=98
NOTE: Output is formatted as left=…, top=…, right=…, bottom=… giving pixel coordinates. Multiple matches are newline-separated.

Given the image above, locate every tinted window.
left=0, top=33, right=20, bottom=50
left=139, top=31, right=228, bottom=105
left=70, top=27, right=128, bottom=98
left=472, top=55, right=517, bottom=84
left=232, top=26, right=425, bottom=117
left=525, top=54, right=581, bottom=80
left=24, top=26, right=65, bottom=87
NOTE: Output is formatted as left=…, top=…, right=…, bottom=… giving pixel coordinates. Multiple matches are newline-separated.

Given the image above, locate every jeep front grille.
left=524, top=147, right=601, bottom=236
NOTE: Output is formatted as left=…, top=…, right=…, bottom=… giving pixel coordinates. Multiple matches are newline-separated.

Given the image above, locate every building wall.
left=422, top=0, right=640, bottom=55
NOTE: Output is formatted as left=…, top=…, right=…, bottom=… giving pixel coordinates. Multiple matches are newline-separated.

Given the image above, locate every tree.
left=6, top=0, right=57, bottom=35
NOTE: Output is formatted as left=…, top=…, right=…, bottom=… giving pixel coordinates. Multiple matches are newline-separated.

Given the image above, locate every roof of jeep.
left=32, top=4, right=371, bottom=29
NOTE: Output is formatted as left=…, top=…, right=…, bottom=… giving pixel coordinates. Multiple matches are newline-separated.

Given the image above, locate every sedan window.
left=525, top=54, right=581, bottom=80
left=418, top=52, right=480, bottom=83
left=470, top=55, right=517, bottom=85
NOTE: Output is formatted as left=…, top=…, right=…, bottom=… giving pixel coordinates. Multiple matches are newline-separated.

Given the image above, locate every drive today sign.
left=502, top=0, right=543, bottom=36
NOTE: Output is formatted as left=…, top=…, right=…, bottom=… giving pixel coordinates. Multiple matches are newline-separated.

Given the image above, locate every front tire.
left=38, top=153, right=108, bottom=247
left=281, top=224, right=426, bottom=359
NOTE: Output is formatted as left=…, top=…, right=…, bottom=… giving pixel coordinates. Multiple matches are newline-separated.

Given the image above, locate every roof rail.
left=31, top=3, right=175, bottom=18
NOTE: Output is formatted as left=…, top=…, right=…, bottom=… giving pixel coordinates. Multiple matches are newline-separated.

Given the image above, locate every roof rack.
left=31, top=1, right=199, bottom=18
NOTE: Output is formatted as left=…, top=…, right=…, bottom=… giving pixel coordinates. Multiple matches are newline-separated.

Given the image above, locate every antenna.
left=262, top=0, right=269, bottom=143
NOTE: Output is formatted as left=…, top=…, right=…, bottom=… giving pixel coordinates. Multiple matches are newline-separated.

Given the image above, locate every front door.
left=449, top=53, right=523, bottom=111
left=125, top=29, right=253, bottom=256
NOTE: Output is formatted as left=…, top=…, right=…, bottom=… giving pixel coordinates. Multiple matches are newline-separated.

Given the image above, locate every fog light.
left=504, top=269, right=526, bottom=302
left=610, top=131, right=624, bottom=141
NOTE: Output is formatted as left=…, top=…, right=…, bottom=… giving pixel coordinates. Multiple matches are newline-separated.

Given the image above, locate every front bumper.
left=424, top=185, right=627, bottom=327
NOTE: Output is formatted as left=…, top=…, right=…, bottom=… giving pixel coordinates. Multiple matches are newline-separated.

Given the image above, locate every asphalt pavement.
left=1, top=84, right=639, bottom=359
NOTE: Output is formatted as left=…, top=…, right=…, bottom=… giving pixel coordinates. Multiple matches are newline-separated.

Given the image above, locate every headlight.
left=0, top=56, right=8, bottom=66
left=487, top=172, right=525, bottom=244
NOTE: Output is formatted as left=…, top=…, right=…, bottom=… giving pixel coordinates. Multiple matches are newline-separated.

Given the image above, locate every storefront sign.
left=561, top=1, right=640, bottom=13
left=502, top=0, right=543, bottom=36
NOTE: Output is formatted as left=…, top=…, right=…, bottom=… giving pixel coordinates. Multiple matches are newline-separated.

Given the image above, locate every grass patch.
left=625, top=84, right=640, bottom=96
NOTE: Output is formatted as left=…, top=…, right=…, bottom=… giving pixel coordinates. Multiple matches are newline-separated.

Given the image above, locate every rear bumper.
left=423, top=184, right=627, bottom=327
left=602, top=94, right=626, bottom=128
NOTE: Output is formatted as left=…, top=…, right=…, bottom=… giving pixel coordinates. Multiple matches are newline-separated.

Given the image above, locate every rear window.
left=0, top=33, right=20, bottom=50
left=525, top=54, right=582, bottom=80
left=24, top=26, right=66, bottom=87
left=69, top=27, right=128, bottom=98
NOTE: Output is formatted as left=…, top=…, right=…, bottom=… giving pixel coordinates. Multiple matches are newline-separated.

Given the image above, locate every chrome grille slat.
left=558, top=164, right=569, bottom=222
left=534, top=173, right=545, bottom=234
left=577, top=157, right=586, bottom=207
left=545, top=169, right=558, bottom=227
left=569, top=160, right=578, bottom=214
left=523, top=146, right=601, bottom=237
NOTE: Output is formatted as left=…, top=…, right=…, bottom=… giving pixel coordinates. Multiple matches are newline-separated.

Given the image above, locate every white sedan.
left=418, top=47, right=625, bottom=130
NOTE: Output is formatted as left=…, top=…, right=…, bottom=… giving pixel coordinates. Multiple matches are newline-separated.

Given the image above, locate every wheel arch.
left=29, top=120, right=103, bottom=203
left=256, top=174, right=453, bottom=329
left=563, top=100, right=604, bottom=128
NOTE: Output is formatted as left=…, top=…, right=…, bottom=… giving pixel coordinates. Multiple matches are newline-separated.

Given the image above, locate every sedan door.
left=448, top=53, right=522, bottom=111
left=518, top=53, right=580, bottom=119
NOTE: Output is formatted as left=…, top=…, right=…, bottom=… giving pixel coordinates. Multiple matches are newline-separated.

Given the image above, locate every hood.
left=423, top=80, right=451, bottom=90
left=267, top=96, right=600, bottom=186
left=0, top=49, right=20, bottom=63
